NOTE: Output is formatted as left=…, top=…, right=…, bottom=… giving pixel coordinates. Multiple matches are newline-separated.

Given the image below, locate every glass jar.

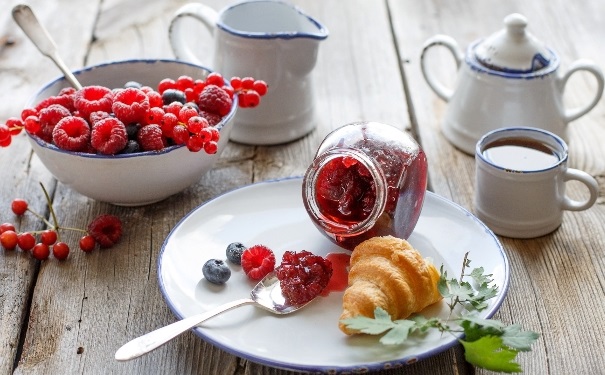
left=302, top=122, right=428, bottom=250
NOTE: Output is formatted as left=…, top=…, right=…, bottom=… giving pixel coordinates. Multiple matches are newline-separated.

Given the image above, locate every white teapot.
left=421, top=13, right=604, bottom=154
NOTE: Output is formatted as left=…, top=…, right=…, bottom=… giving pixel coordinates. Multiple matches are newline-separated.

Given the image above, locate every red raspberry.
left=74, top=86, right=114, bottom=121
left=89, top=111, right=112, bottom=126
left=276, top=250, right=333, bottom=305
left=199, top=110, right=222, bottom=126
left=196, top=85, right=232, bottom=116
left=87, top=214, right=122, bottom=248
left=91, top=117, right=128, bottom=155
left=112, top=88, right=150, bottom=124
left=137, top=124, right=165, bottom=151
left=52, top=116, right=91, bottom=152
left=35, top=94, right=75, bottom=112
left=241, top=245, right=276, bottom=281
left=37, top=104, right=71, bottom=142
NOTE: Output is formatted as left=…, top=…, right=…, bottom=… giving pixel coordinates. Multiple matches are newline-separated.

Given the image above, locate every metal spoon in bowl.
left=12, top=4, right=83, bottom=90
left=115, top=271, right=316, bottom=361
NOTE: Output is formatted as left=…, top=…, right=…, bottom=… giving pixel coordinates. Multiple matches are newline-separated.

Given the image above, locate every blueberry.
left=162, top=89, right=187, bottom=105
left=202, top=259, right=231, bottom=284
left=226, top=242, right=246, bottom=265
left=183, top=102, right=200, bottom=113
left=124, top=81, right=142, bottom=89
left=120, top=140, right=140, bottom=154
left=125, top=123, right=139, bottom=140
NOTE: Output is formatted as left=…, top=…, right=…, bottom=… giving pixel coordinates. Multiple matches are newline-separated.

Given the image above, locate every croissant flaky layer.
left=339, top=235, right=443, bottom=335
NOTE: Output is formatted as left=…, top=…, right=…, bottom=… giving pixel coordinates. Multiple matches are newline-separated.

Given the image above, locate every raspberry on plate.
left=91, top=117, right=128, bottom=155
left=196, top=84, right=233, bottom=116
left=241, top=245, right=276, bottom=281
left=52, top=116, right=91, bottom=152
left=276, top=250, right=333, bottom=305
left=112, top=88, right=150, bottom=124
left=74, top=85, right=114, bottom=121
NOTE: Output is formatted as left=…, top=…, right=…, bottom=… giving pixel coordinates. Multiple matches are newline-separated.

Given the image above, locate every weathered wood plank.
left=389, top=0, right=605, bottom=374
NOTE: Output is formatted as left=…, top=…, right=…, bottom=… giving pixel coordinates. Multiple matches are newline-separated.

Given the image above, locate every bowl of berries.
left=5, top=59, right=266, bottom=206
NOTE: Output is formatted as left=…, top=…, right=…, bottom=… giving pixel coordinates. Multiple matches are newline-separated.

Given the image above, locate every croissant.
left=339, top=235, right=442, bottom=335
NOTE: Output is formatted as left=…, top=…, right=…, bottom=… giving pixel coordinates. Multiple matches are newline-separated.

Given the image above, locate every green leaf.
left=339, top=307, right=396, bottom=334
left=380, top=320, right=416, bottom=345
left=460, top=336, right=522, bottom=373
left=501, top=325, right=540, bottom=352
left=469, top=267, right=493, bottom=285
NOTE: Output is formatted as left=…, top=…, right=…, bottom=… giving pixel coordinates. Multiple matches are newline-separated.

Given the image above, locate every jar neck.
left=303, top=148, right=387, bottom=236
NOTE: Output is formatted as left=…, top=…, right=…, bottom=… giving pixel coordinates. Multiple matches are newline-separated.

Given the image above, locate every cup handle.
left=560, top=59, right=605, bottom=123
left=169, top=3, right=219, bottom=65
left=561, top=168, right=599, bottom=211
left=420, top=35, right=464, bottom=102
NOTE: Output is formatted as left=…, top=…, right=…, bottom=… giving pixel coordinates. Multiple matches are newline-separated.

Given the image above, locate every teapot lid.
left=474, top=13, right=553, bottom=73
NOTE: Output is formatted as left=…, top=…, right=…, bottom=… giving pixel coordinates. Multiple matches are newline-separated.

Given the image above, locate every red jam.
left=321, top=252, right=351, bottom=296
left=303, top=122, right=428, bottom=250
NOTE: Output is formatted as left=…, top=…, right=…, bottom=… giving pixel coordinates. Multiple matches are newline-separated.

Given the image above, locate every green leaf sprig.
left=340, top=252, right=539, bottom=373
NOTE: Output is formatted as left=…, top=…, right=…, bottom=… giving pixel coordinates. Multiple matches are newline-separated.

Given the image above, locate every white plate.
left=158, top=177, right=509, bottom=373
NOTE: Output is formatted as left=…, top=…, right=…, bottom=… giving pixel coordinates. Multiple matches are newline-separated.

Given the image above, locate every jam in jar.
left=302, top=122, right=428, bottom=250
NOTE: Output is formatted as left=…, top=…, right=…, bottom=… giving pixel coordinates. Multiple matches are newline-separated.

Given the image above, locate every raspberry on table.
left=52, top=116, right=91, bottom=152
left=196, top=84, right=233, bottom=116
left=91, top=117, right=128, bottom=155
left=241, top=245, right=276, bottom=281
left=87, top=214, right=122, bottom=248
left=112, top=87, right=150, bottom=124
left=74, top=85, right=114, bottom=121
left=137, top=124, right=165, bottom=151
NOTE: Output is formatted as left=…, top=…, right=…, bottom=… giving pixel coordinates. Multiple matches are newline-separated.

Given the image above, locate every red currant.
left=243, top=90, right=261, bottom=108
left=186, top=135, right=205, bottom=152
left=176, top=75, right=195, bottom=91
left=0, top=230, right=18, bottom=250
left=230, top=77, right=242, bottom=90
left=11, top=198, right=28, bottom=215
left=40, top=230, right=58, bottom=246
left=6, top=117, right=24, bottom=134
left=0, top=136, right=11, bottom=147
left=241, top=77, right=255, bottom=90
left=157, top=78, right=177, bottom=94
left=32, top=243, right=50, bottom=260
left=52, top=242, right=70, bottom=260
left=253, top=80, right=268, bottom=96
left=0, top=223, right=16, bottom=234
left=17, top=232, right=36, bottom=251
left=79, top=235, right=96, bottom=253
left=172, top=124, right=190, bottom=145
left=203, top=141, right=218, bottom=154
left=21, top=108, right=37, bottom=121
left=24, top=115, right=41, bottom=134
left=206, top=72, right=224, bottom=86
left=187, top=116, right=209, bottom=134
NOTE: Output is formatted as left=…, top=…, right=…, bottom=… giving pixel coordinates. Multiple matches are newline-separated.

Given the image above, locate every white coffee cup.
left=169, top=1, right=328, bottom=145
left=474, top=127, right=599, bottom=238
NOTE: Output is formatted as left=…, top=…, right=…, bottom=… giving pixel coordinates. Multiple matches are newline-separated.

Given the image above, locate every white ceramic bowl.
left=26, top=59, right=237, bottom=206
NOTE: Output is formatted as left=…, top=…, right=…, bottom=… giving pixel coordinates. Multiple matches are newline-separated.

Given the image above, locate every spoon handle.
left=115, top=298, right=255, bottom=361
left=12, top=4, right=83, bottom=90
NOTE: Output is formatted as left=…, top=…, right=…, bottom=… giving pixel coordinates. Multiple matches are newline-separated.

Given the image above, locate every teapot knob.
left=504, top=13, right=527, bottom=40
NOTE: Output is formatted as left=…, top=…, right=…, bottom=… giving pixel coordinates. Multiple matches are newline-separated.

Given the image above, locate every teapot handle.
left=560, top=59, right=605, bottom=123
left=169, top=3, right=219, bottom=65
left=420, top=35, right=464, bottom=102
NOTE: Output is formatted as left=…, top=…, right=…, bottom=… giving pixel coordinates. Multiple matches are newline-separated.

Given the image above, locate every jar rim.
left=302, top=147, right=387, bottom=236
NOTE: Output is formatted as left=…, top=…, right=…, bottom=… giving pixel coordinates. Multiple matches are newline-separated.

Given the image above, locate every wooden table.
left=1, top=0, right=604, bottom=374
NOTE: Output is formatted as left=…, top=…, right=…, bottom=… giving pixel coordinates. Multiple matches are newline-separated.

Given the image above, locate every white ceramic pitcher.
left=421, top=13, right=604, bottom=154
left=169, top=0, right=328, bottom=145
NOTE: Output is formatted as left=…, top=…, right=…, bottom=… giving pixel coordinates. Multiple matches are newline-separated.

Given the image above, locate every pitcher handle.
left=560, top=59, right=605, bottom=123
left=561, top=168, right=599, bottom=211
left=169, top=3, right=219, bottom=65
left=420, top=35, right=464, bottom=102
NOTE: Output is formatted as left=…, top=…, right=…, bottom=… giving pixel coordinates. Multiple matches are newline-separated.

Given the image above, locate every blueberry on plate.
left=226, top=242, right=246, bottom=265
left=203, top=259, right=231, bottom=284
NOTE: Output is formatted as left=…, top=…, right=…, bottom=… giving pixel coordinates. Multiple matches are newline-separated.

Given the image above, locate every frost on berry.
left=137, top=124, right=165, bottom=151
left=91, top=117, right=128, bottom=154
left=196, top=85, right=233, bottom=116
left=87, top=214, right=122, bottom=248
left=52, top=116, right=91, bottom=152
left=74, top=86, right=114, bottom=121
left=112, top=88, right=150, bottom=124
left=37, top=104, right=71, bottom=142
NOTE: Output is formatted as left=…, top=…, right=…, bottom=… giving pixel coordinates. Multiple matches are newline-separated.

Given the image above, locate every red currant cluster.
left=0, top=185, right=123, bottom=261
left=0, top=72, right=268, bottom=155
